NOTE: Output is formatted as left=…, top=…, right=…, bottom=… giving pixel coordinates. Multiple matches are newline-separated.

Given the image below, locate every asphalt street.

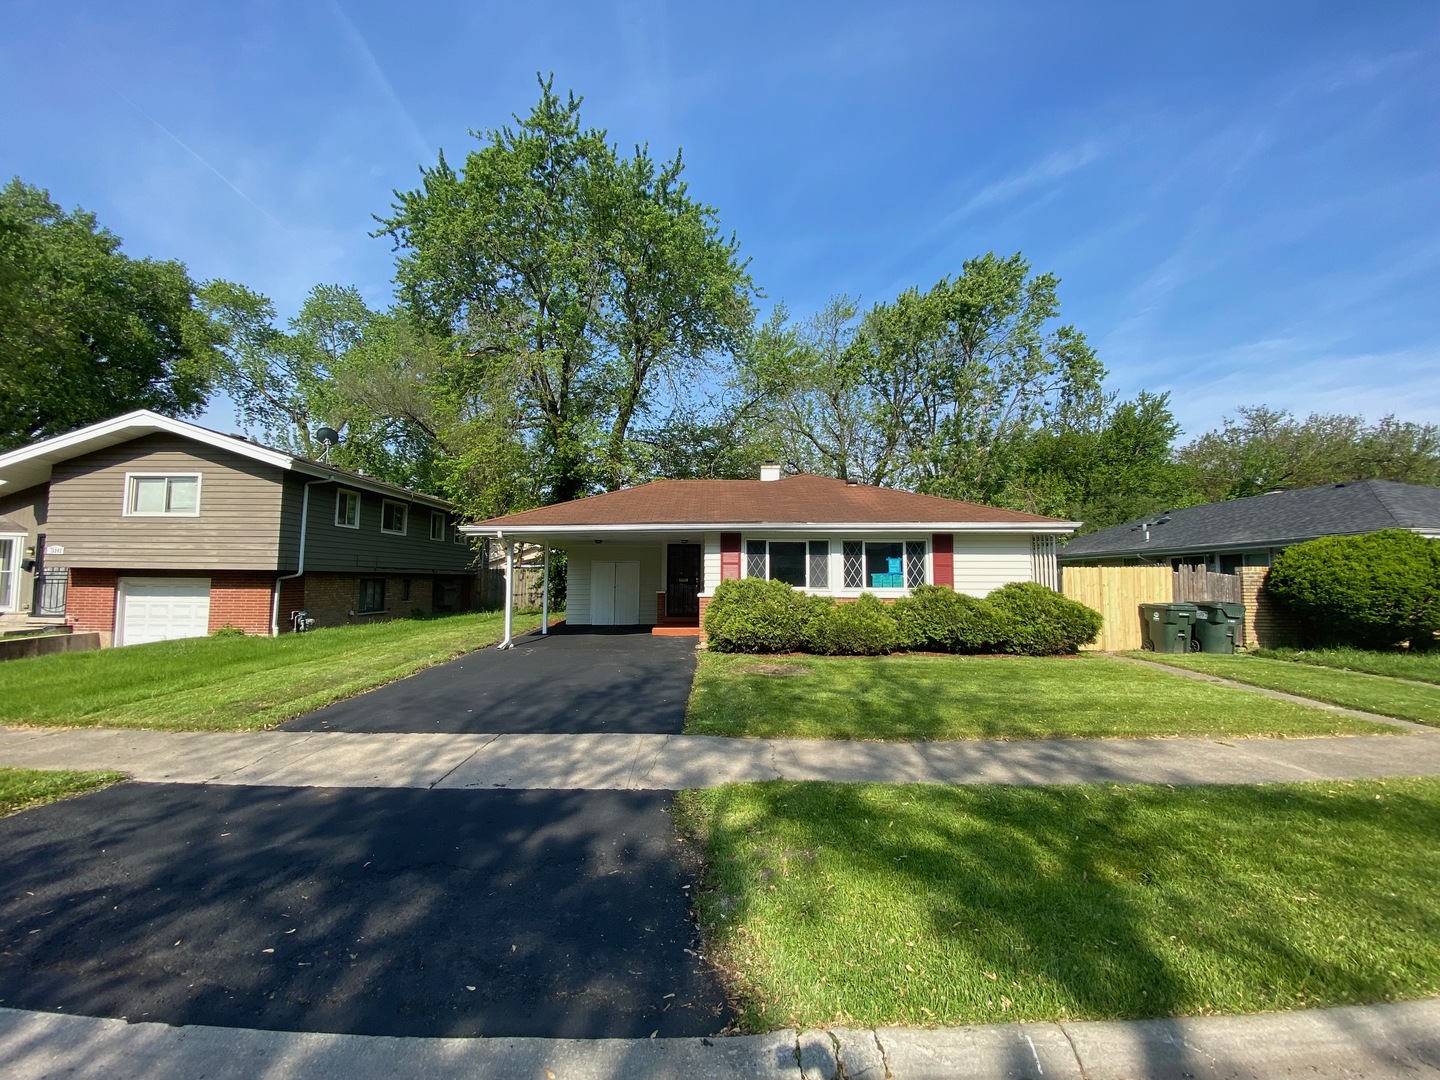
left=0, top=782, right=729, bottom=1039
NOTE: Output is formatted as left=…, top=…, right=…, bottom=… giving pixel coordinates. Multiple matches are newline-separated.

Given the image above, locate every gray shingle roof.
left=1059, top=479, right=1440, bottom=562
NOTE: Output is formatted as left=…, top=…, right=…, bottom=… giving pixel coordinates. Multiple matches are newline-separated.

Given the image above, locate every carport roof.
left=465, top=473, right=1076, bottom=534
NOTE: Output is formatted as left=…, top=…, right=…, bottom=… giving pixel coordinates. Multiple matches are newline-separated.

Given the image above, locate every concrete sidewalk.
left=2, top=999, right=1436, bottom=1079
left=3, top=725, right=1440, bottom=790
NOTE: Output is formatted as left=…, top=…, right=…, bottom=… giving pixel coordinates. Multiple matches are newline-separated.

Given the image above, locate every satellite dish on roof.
left=315, top=427, right=341, bottom=461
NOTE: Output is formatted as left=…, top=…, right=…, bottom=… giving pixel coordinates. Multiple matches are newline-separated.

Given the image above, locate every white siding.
left=952, top=533, right=1035, bottom=597
left=561, top=545, right=662, bottom=625
left=701, top=532, right=722, bottom=597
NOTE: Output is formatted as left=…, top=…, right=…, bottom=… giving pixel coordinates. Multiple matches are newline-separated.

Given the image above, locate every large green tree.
left=0, top=179, right=219, bottom=450
left=375, top=77, right=756, bottom=502
left=1178, top=406, right=1440, bottom=501
left=735, top=253, right=1106, bottom=500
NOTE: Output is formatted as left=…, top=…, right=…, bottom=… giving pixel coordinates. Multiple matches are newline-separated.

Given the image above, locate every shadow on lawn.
left=689, top=780, right=1439, bottom=1032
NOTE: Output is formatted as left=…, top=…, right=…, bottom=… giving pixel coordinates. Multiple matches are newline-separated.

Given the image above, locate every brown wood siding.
left=283, top=475, right=476, bottom=576
left=44, top=434, right=287, bottom=570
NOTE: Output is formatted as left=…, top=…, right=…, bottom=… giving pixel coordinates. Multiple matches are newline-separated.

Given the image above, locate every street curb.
left=2, top=999, right=1437, bottom=1079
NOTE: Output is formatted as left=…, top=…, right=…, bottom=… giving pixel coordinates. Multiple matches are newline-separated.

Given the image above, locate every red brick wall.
left=67, top=568, right=118, bottom=634
left=208, top=571, right=275, bottom=636
left=277, top=576, right=306, bottom=633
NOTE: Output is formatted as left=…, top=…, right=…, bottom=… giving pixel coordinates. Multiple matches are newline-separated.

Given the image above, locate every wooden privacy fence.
left=1061, top=565, right=1172, bottom=651
left=1173, top=564, right=1242, bottom=603
left=1062, top=564, right=1246, bottom=650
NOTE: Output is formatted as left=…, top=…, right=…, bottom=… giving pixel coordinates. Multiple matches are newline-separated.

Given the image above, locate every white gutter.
left=271, top=478, right=332, bottom=636
left=462, top=521, right=1081, bottom=538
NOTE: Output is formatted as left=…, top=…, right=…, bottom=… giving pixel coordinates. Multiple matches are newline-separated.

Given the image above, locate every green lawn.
left=686, top=653, right=1387, bottom=740
left=0, top=767, right=122, bottom=816
left=0, top=611, right=539, bottom=731
left=1137, top=654, right=1440, bottom=727
left=1254, top=646, right=1440, bottom=686
left=676, top=778, right=1440, bottom=1031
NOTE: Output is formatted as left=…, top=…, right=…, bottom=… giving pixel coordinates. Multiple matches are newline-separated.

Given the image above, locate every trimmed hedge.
left=704, top=578, right=1103, bottom=656
left=893, top=584, right=1006, bottom=653
left=987, top=581, right=1105, bottom=657
left=808, top=593, right=899, bottom=656
left=703, top=578, right=829, bottom=653
left=1267, top=529, right=1440, bottom=649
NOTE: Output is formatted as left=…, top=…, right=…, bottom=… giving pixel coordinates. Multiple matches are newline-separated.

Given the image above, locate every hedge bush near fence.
left=704, top=579, right=1102, bottom=657
left=1267, top=529, right=1440, bottom=650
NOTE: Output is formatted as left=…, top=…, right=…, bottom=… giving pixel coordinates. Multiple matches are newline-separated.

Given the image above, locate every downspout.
left=541, top=545, right=550, bottom=635
left=272, top=478, right=332, bottom=637
left=497, top=534, right=515, bottom=649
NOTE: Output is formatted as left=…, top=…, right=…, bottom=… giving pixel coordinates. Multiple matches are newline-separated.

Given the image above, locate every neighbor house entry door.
left=590, top=560, right=640, bottom=625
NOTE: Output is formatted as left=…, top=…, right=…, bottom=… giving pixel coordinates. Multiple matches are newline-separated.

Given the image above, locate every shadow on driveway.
left=285, top=626, right=698, bottom=735
left=0, top=782, right=730, bottom=1039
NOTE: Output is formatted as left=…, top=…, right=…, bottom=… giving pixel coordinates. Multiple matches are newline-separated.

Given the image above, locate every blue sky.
left=3, top=1, right=1437, bottom=440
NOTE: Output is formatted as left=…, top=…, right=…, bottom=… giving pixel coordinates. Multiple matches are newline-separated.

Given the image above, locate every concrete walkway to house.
left=2, top=997, right=1436, bottom=1079
left=4, top=724, right=1440, bottom=790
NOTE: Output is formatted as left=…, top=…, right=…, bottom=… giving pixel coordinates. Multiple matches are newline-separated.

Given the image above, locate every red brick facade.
left=67, top=568, right=118, bottom=635
left=208, top=571, right=275, bottom=636
left=63, top=567, right=474, bottom=643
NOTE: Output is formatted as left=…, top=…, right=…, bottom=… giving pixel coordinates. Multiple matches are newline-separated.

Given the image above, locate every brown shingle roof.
left=472, top=474, right=1069, bottom=528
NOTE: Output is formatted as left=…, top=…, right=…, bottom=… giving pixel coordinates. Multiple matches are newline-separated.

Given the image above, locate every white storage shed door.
left=118, top=578, right=211, bottom=646
left=590, top=560, right=640, bottom=625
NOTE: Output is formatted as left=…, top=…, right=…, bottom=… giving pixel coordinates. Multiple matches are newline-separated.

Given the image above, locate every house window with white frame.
left=430, top=511, right=445, bottom=541
left=126, top=474, right=200, bottom=516
left=335, top=489, right=360, bottom=528
left=743, top=539, right=831, bottom=589
left=380, top=500, right=407, bottom=535
left=841, top=540, right=926, bottom=589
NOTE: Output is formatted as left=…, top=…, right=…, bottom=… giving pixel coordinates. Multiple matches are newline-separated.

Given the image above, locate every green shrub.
left=704, top=577, right=830, bottom=653
left=893, top=584, right=1005, bottom=653
left=1267, top=529, right=1440, bottom=649
left=987, top=581, right=1103, bottom=656
left=211, top=625, right=246, bottom=638
left=808, top=593, right=900, bottom=656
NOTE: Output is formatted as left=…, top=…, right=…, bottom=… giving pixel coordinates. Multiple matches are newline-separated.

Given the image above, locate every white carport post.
left=498, top=537, right=515, bottom=649
left=541, top=545, right=551, bottom=635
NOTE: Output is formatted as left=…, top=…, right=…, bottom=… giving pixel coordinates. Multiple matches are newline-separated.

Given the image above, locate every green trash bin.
left=1192, top=601, right=1245, bottom=654
left=1139, top=603, right=1198, bottom=653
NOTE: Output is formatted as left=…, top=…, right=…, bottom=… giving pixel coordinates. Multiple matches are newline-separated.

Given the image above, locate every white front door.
left=590, top=560, right=640, bottom=625
left=117, top=578, right=211, bottom=646
left=0, top=536, right=19, bottom=612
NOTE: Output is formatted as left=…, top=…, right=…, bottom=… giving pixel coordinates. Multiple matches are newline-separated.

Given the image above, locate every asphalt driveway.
left=285, top=627, right=698, bottom=735
left=0, top=782, right=729, bottom=1039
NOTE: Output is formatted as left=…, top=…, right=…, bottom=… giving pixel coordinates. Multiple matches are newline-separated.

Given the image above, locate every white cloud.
left=955, top=139, right=1104, bottom=217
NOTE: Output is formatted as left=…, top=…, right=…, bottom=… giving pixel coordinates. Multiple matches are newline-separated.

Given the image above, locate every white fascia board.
left=0, top=410, right=295, bottom=479
left=463, top=521, right=1080, bottom=537
left=0, top=409, right=453, bottom=509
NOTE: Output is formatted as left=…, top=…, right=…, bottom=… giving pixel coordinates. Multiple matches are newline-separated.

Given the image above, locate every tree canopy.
left=375, top=77, right=756, bottom=503
left=0, top=179, right=220, bottom=451
left=5, top=80, right=1435, bottom=534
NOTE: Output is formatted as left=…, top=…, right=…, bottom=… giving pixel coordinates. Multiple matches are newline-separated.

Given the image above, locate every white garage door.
left=118, top=578, right=211, bottom=646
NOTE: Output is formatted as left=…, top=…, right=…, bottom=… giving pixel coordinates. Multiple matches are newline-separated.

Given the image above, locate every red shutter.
left=720, top=532, right=742, bottom=580
left=931, top=533, right=954, bottom=588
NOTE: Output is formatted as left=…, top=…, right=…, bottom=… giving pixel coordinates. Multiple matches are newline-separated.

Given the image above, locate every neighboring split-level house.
left=464, top=463, right=1078, bottom=636
left=0, top=411, right=476, bottom=645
